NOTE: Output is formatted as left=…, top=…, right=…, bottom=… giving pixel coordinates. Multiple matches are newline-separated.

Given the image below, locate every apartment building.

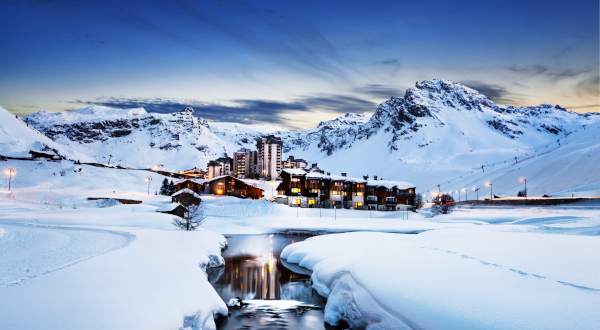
left=207, top=156, right=233, bottom=179
left=256, top=135, right=283, bottom=180
left=233, top=148, right=257, bottom=179
left=283, top=155, right=308, bottom=169
left=278, top=169, right=416, bottom=210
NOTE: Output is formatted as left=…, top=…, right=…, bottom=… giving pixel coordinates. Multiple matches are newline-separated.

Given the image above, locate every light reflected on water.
left=211, top=234, right=328, bottom=329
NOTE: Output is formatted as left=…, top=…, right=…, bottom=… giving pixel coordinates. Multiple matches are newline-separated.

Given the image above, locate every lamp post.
left=462, top=188, right=467, bottom=201
left=6, top=168, right=15, bottom=191
left=486, top=182, right=493, bottom=200
left=456, top=190, right=460, bottom=202
left=473, top=187, right=480, bottom=200
left=520, top=178, right=527, bottom=199
left=145, top=176, right=152, bottom=195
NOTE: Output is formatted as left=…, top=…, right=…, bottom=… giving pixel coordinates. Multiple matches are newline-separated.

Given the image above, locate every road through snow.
left=0, top=223, right=133, bottom=287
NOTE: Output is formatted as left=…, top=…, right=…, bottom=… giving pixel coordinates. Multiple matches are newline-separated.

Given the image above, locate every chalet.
left=277, top=169, right=415, bottom=210
left=174, top=175, right=264, bottom=200
left=29, top=150, right=61, bottom=163
left=175, top=179, right=204, bottom=194
left=156, top=203, right=188, bottom=218
left=172, top=188, right=202, bottom=205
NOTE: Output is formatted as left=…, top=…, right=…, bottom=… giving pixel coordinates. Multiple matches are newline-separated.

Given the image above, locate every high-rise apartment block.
left=256, top=135, right=283, bottom=180
left=233, top=148, right=257, bottom=179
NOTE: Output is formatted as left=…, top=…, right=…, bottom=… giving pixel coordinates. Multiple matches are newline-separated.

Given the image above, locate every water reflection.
left=211, top=234, right=328, bottom=329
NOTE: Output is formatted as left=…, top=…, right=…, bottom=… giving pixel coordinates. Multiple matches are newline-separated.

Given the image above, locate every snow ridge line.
left=0, top=222, right=136, bottom=288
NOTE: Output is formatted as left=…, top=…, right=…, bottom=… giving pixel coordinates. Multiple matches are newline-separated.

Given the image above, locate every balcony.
left=366, top=199, right=378, bottom=205
left=385, top=200, right=398, bottom=205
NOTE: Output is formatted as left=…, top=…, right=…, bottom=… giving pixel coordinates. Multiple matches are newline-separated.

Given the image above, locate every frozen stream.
left=212, top=234, right=335, bottom=330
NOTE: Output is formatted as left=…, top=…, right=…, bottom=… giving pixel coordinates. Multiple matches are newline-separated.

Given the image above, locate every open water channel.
left=211, top=234, right=338, bottom=329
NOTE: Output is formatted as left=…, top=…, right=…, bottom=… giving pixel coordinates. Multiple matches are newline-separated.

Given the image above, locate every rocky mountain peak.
left=178, top=107, right=194, bottom=115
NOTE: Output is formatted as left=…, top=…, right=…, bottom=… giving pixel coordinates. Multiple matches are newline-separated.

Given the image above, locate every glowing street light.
left=145, top=176, right=152, bottom=195
left=5, top=168, right=15, bottom=191
left=456, top=190, right=460, bottom=202
left=520, top=178, right=527, bottom=199
left=462, top=188, right=467, bottom=201
left=486, top=182, right=493, bottom=200
left=473, top=187, right=480, bottom=200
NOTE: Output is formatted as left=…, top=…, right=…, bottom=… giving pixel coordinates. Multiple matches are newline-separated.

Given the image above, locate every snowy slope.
left=23, top=106, right=239, bottom=170
left=209, top=122, right=289, bottom=150
left=278, top=80, right=599, bottom=195
left=0, top=106, right=95, bottom=162
left=428, top=120, right=600, bottom=198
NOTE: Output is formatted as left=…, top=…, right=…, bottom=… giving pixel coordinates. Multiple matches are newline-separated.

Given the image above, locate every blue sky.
left=0, top=0, right=598, bottom=129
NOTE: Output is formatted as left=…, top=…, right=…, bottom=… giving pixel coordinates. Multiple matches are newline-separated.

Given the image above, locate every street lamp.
left=486, top=182, right=493, bottom=200
left=462, top=188, right=467, bottom=201
left=5, top=168, right=15, bottom=191
left=145, top=176, right=152, bottom=195
left=520, top=178, right=527, bottom=199
left=473, top=187, right=480, bottom=200
left=456, top=190, right=460, bottom=202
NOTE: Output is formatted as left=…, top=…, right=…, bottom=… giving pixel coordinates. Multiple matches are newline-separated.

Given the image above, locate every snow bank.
left=282, top=230, right=600, bottom=329
left=0, top=192, right=228, bottom=329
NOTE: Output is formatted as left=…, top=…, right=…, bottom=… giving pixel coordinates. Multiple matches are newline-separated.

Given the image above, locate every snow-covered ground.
left=281, top=204, right=600, bottom=329
left=1, top=157, right=599, bottom=329
left=0, top=160, right=229, bottom=329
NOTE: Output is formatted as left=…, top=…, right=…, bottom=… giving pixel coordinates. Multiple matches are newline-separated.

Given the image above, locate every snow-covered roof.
left=174, top=178, right=207, bottom=185
left=366, top=180, right=415, bottom=189
left=283, top=168, right=308, bottom=176
left=206, top=175, right=233, bottom=182
left=156, top=203, right=186, bottom=212
left=171, top=189, right=201, bottom=198
left=304, top=171, right=413, bottom=188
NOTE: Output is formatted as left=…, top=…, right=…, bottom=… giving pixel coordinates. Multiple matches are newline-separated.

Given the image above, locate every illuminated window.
left=358, top=184, right=364, bottom=188
left=291, top=178, right=301, bottom=182
left=308, top=199, right=315, bottom=205
left=293, top=199, right=301, bottom=204
left=355, top=202, right=363, bottom=208
left=343, top=191, right=347, bottom=195
left=291, top=188, right=301, bottom=193
left=332, top=191, right=340, bottom=195
left=335, top=182, right=343, bottom=186
left=356, top=192, right=363, bottom=196
left=309, top=189, right=318, bottom=194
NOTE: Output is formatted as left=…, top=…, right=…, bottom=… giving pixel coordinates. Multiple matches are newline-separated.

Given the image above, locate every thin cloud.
left=71, top=93, right=378, bottom=128
left=461, top=80, right=516, bottom=103
left=353, top=84, right=403, bottom=99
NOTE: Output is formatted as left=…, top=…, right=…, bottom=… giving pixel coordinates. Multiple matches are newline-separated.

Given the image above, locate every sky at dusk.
left=0, top=0, right=598, bottom=130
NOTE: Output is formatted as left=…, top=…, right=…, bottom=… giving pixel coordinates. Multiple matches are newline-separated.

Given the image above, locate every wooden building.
left=174, top=175, right=264, bottom=200
left=278, top=169, right=415, bottom=210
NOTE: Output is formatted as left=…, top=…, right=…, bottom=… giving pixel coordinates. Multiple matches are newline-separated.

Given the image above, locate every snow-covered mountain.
left=15, top=79, right=600, bottom=196
left=277, top=80, right=599, bottom=191
left=209, top=122, right=289, bottom=150
left=23, top=106, right=238, bottom=170
left=0, top=106, right=95, bottom=162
